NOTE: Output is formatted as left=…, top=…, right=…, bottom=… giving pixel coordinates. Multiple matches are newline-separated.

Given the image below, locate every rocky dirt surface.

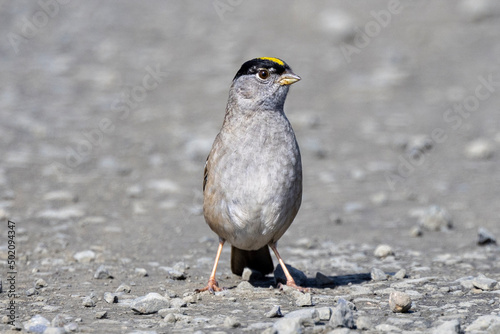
left=1, top=1, right=500, bottom=333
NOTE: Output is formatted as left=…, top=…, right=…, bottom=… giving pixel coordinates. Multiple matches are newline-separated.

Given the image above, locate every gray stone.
left=34, top=278, right=47, bottom=289
left=73, top=250, right=96, bottom=263
left=371, top=268, right=388, bottom=281
left=317, top=307, right=332, bottom=321
left=51, top=314, right=66, bottom=327
left=82, top=293, right=97, bottom=307
left=375, top=324, right=402, bottom=332
left=23, top=315, right=51, bottom=333
left=466, top=315, right=500, bottom=331
left=356, top=316, right=374, bottom=330
left=241, top=267, right=263, bottom=281
left=160, top=266, right=186, bottom=280
left=374, top=244, right=394, bottom=258
left=457, top=276, right=475, bottom=289
left=26, top=287, right=38, bottom=296
left=393, top=269, right=407, bottom=280
left=94, top=265, right=113, bottom=279
left=478, top=227, right=497, bottom=245
left=409, top=226, right=423, bottom=237
left=274, top=264, right=307, bottom=286
left=131, top=292, right=170, bottom=314
left=64, top=323, right=78, bottom=332
left=169, top=298, right=187, bottom=308
left=389, top=291, right=412, bottom=313
left=104, top=292, right=118, bottom=303
left=38, top=207, right=85, bottom=220
left=265, top=305, right=282, bottom=318
left=95, top=311, right=107, bottom=319
left=135, top=268, right=148, bottom=277
left=43, top=190, right=78, bottom=203
left=224, top=316, right=241, bottom=328
left=116, top=283, right=132, bottom=293
left=43, top=327, right=66, bottom=334
left=464, top=138, right=494, bottom=159
left=237, top=280, right=254, bottom=290
left=330, top=298, right=355, bottom=329
left=419, top=206, right=453, bottom=231
left=295, top=292, right=313, bottom=307
left=472, top=274, right=498, bottom=291
left=285, top=308, right=319, bottom=321
left=432, top=319, right=461, bottom=334
left=163, top=313, right=176, bottom=323
left=273, top=317, right=307, bottom=334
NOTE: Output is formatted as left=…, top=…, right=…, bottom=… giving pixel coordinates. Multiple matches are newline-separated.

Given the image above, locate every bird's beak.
left=277, top=72, right=301, bottom=86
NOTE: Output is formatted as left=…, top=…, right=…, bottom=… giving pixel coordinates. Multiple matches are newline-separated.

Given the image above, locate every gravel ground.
left=1, top=1, right=500, bottom=333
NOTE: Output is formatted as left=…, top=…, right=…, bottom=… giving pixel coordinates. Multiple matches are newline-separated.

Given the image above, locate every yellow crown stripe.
left=258, top=57, right=285, bottom=66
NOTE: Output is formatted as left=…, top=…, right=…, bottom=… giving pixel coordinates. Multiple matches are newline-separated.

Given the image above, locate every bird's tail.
left=231, top=245, right=274, bottom=276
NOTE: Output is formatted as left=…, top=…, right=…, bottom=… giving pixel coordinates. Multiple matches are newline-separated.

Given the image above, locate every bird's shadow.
left=239, top=265, right=373, bottom=290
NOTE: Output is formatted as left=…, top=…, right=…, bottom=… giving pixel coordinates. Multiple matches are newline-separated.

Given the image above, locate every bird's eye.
left=257, top=69, right=270, bottom=80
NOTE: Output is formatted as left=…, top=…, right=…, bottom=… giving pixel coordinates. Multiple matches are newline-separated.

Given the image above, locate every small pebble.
left=26, top=288, right=38, bottom=296
left=374, top=244, right=394, bottom=258
left=116, top=283, right=132, bottom=293
left=394, top=269, right=407, bottom=280
left=224, top=316, right=241, bottom=328
left=478, top=227, right=497, bottom=245
left=103, top=292, right=118, bottom=303
left=419, top=205, right=453, bottom=231
left=94, top=265, right=113, bottom=279
left=432, top=319, right=461, bottom=334
left=131, top=293, right=170, bottom=314
left=241, top=267, right=263, bottom=281
left=472, top=274, right=498, bottom=291
left=295, top=292, right=313, bottom=307
left=285, top=308, right=319, bottom=321
left=82, top=293, right=97, bottom=307
left=164, top=313, right=176, bottom=323
left=34, top=278, right=47, bottom=289
left=330, top=298, right=355, bottom=329
left=236, top=281, right=254, bottom=290
left=95, top=311, right=107, bottom=319
left=389, top=291, right=412, bottom=313
left=466, top=314, right=500, bottom=332
left=273, top=317, right=302, bottom=334
left=371, top=268, right=388, bottom=281
left=316, top=307, right=332, bottom=321
left=265, top=305, right=282, bottom=318
left=23, top=315, right=50, bottom=333
left=73, top=250, right=96, bottom=263
left=464, top=139, right=494, bottom=159
left=135, top=268, right=149, bottom=277
left=410, top=226, right=423, bottom=237
left=169, top=298, right=187, bottom=308
left=356, top=316, right=374, bottom=330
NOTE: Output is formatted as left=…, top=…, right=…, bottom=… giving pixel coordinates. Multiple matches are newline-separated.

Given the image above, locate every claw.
left=195, top=278, right=222, bottom=294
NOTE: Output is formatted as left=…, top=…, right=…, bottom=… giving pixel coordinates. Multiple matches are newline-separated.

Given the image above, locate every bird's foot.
left=195, top=278, right=223, bottom=294
left=279, top=281, right=311, bottom=293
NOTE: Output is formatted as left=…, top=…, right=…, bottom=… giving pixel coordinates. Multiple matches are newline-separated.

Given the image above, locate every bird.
left=197, top=57, right=307, bottom=293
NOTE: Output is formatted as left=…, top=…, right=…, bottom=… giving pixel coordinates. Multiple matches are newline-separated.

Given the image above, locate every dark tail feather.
left=231, top=245, right=274, bottom=276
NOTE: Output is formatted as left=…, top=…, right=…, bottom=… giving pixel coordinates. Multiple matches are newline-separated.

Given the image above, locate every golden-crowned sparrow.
left=198, top=57, right=306, bottom=292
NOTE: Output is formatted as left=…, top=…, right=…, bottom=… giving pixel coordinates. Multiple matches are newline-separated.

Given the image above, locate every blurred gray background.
left=2, top=0, right=500, bottom=261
